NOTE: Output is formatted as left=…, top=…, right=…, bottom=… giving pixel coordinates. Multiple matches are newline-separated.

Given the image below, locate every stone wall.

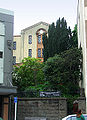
left=17, top=98, right=67, bottom=120
left=78, top=97, right=86, bottom=113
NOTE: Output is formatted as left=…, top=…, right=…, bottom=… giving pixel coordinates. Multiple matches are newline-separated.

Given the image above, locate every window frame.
left=13, top=56, right=16, bottom=65
left=38, top=48, right=41, bottom=58
left=28, top=49, right=32, bottom=57
left=0, top=52, right=3, bottom=58
left=13, top=41, right=16, bottom=50
left=42, top=48, right=44, bottom=58
left=28, top=35, right=32, bottom=44
left=38, top=35, right=41, bottom=44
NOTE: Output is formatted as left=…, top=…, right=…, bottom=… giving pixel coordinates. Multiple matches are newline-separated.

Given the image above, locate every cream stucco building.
left=77, top=0, right=87, bottom=112
left=13, top=22, right=49, bottom=64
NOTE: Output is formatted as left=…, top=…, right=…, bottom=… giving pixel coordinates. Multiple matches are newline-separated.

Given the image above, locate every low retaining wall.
left=17, top=98, right=67, bottom=120
left=14, top=97, right=86, bottom=120
left=78, top=97, right=86, bottom=113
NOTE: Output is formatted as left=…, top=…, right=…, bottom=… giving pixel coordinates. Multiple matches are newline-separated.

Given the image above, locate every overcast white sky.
left=0, top=0, right=78, bottom=35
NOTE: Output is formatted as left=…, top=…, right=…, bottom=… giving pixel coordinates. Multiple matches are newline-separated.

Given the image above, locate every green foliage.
left=71, top=24, right=78, bottom=47
left=48, top=22, right=56, bottom=57
left=43, top=17, right=73, bottom=61
left=13, top=48, right=82, bottom=97
left=43, top=18, right=78, bottom=62
left=43, top=55, right=65, bottom=91
left=12, top=57, right=45, bottom=91
left=43, top=33, right=49, bottom=62
left=55, top=17, right=71, bottom=53
left=43, top=48, right=82, bottom=96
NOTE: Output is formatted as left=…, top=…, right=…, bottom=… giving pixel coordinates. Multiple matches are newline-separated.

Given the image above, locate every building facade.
left=0, top=8, right=17, bottom=120
left=13, top=22, right=49, bottom=64
left=77, top=0, right=87, bottom=112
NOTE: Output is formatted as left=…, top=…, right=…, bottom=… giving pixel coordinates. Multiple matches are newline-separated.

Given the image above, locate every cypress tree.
left=48, top=22, right=55, bottom=57
left=43, top=17, right=73, bottom=61
left=55, top=17, right=70, bottom=53
left=43, top=33, right=49, bottom=62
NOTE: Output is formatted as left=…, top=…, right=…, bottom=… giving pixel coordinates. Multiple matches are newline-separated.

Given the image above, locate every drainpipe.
left=8, top=96, right=12, bottom=120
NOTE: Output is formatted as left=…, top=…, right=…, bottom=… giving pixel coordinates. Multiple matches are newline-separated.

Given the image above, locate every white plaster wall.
left=78, top=0, right=87, bottom=113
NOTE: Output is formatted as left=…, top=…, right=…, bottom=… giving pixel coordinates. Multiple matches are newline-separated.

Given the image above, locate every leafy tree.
left=60, top=48, right=82, bottom=95
left=43, top=55, right=65, bottom=91
left=12, top=57, right=45, bottom=91
left=43, top=48, right=82, bottom=96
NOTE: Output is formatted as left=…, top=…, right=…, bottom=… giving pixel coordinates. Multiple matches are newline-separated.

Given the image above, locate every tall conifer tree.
left=43, top=18, right=73, bottom=61
left=43, top=33, right=49, bottom=62
left=48, top=22, right=55, bottom=57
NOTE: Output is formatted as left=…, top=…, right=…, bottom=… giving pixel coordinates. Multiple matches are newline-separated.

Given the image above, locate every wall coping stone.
left=17, top=97, right=67, bottom=101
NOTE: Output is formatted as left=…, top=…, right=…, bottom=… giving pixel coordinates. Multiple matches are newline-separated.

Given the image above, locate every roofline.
left=21, top=21, right=49, bottom=32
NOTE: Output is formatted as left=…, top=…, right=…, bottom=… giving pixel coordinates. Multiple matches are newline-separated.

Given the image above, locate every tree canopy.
left=12, top=57, right=44, bottom=91
left=43, top=18, right=78, bottom=62
left=43, top=47, right=82, bottom=96
left=12, top=48, right=82, bottom=97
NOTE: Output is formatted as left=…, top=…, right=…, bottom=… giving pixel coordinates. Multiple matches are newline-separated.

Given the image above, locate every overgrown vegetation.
left=12, top=57, right=45, bottom=91
left=13, top=48, right=82, bottom=97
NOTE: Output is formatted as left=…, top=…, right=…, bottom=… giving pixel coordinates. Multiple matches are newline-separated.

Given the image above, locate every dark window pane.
left=13, top=42, right=16, bottom=50
left=38, top=35, right=41, bottom=44
left=29, top=49, right=32, bottom=57
left=0, top=52, right=3, bottom=58
left=38, top=48, right=41, bottom=57
left=13, top=56, right=16, bottom=65
left=42, top=48, right=44, bottom=58
left=29, top=35, right=32, bottom=44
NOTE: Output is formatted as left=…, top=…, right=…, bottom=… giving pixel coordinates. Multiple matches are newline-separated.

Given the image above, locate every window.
left=42, top=48, right=44, bottom=58
left=38, top=35, right=41, bottom=44
left=28, top=35, right=32, bottom=44
left=13, top=41, right=16, bottom=50
left=29, top=49, right=32, bottom=57
left=13, top=56, right=16, bottom=65
left=0, top=52, right=3, bottom=58
left=38, top=48, right=41, bottom=57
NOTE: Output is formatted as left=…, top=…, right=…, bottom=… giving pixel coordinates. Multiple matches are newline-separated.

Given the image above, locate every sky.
left=0, top=0, right=78, bottom=35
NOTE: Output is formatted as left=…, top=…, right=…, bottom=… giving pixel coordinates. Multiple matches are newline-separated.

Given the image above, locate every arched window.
left=36, top=28, right=47, bottom=59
